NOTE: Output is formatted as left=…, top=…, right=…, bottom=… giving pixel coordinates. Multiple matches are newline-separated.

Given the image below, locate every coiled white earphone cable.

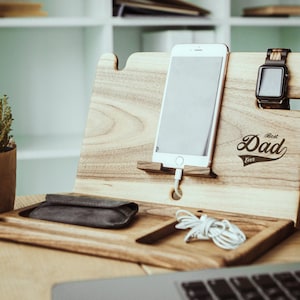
left=175, top=209, right=246, bottom=250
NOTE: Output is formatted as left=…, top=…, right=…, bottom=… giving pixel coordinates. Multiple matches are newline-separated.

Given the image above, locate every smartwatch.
left=256, top=48, right=291, bottom=109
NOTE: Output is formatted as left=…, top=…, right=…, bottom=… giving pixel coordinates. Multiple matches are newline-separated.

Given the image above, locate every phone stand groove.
left=136, top=161, right=217, bottom=178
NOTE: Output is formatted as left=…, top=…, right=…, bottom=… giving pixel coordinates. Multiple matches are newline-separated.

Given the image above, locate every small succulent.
left=0, top=95, right=14, bottom=152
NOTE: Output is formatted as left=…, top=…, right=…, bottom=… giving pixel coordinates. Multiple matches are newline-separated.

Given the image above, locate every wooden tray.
left=0, top=52, right=298, bottom=270
left=0, top=195, right=294, bottom=270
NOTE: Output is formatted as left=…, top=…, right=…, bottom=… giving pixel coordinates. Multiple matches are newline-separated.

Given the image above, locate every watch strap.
left=265, top=48, right=291, bottom=65
left=259, top=98, right=290, bottom=110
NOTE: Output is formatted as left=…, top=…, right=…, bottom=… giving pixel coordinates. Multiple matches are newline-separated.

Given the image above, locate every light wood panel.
left=74, top=52, right=300, bottom=225
left=0, top=195, right=294, bottom=271
left=0, top=52, right=298, bottom=272
left=1, top=195, right=299, bottom=299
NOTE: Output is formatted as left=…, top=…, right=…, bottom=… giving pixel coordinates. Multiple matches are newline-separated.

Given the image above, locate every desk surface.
left=1, top=195, right=299, bottom=300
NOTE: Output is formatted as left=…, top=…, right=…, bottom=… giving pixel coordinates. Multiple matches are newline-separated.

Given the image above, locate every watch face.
left=256, top=65, right=287, bottom=101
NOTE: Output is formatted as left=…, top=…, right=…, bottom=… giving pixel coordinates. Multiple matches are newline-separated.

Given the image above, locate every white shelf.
left=0, top=17, right=105, bottom=28
left=230, top=16, right=300, bottom=27
left=111, top=16, right=221, bottom=27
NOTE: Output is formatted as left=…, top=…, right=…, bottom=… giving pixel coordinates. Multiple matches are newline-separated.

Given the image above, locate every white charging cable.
left=175, top=209, right=246, bottom=250
left=174, top=168, right=183, bottom=198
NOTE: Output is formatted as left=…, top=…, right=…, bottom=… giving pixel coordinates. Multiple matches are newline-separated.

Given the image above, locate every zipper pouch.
left=29, top=194, right=139, bottom=229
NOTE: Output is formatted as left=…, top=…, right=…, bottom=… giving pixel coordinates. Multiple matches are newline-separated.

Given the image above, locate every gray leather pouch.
left=29, top=194, right=139, bottom=229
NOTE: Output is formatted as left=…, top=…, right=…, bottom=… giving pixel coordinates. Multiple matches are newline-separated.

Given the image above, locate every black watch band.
left=266, top=48, right=290, bottom=65
left=256, top=48, right=291, bottom=110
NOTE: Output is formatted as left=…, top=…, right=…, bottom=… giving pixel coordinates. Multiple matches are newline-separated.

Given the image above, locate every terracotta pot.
left=0, top=146, right=16, bottom=213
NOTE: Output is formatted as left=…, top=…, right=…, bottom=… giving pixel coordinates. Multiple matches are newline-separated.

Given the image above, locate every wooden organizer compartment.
left=0, top=52, right=298, bottom=270
left=0, top=197, right=294, bottom=270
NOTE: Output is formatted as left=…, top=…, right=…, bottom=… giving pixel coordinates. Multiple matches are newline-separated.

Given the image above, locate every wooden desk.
left=0, top=195, right=299, bottom=300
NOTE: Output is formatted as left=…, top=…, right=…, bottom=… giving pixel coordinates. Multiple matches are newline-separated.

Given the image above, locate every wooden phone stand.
left=75, top=52, right=299, bottom=225
left=0, top=52, right=299, bottom=270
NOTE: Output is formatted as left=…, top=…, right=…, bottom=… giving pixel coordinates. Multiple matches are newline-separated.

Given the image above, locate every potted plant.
left=0, top=95, right=16, bottom=213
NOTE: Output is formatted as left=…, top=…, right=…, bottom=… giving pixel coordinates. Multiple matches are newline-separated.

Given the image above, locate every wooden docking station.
left=0, top=51, right=299, bottom=270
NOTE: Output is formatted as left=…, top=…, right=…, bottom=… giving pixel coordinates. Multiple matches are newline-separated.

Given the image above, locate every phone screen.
left=155, top=56, right=223, bottom=157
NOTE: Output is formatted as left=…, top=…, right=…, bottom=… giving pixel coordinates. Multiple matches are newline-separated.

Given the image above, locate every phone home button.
left=175, top=156, right=184, bottom=168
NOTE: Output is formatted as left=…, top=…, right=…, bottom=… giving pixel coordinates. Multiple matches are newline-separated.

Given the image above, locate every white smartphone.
left=152, top=44, right=229, bottom=169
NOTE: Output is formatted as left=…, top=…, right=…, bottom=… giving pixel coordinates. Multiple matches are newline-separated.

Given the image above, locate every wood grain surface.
left=0, top=52, right=298, bottom=271
left=0, top=195, right=299, bottom=300
left=74, top=52, right=300, bottom=225
left=0, top=196, right=294, bottom=270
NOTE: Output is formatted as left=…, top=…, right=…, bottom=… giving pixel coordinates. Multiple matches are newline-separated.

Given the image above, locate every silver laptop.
left=52, top=262, right=300, bottom=300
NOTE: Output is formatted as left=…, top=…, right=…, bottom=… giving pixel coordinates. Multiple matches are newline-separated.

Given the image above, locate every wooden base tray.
left=0, top=195, right=294, bottom=270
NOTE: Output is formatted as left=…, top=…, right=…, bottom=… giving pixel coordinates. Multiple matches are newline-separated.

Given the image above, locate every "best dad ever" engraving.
left=237, top=134, right=287, bottom=166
